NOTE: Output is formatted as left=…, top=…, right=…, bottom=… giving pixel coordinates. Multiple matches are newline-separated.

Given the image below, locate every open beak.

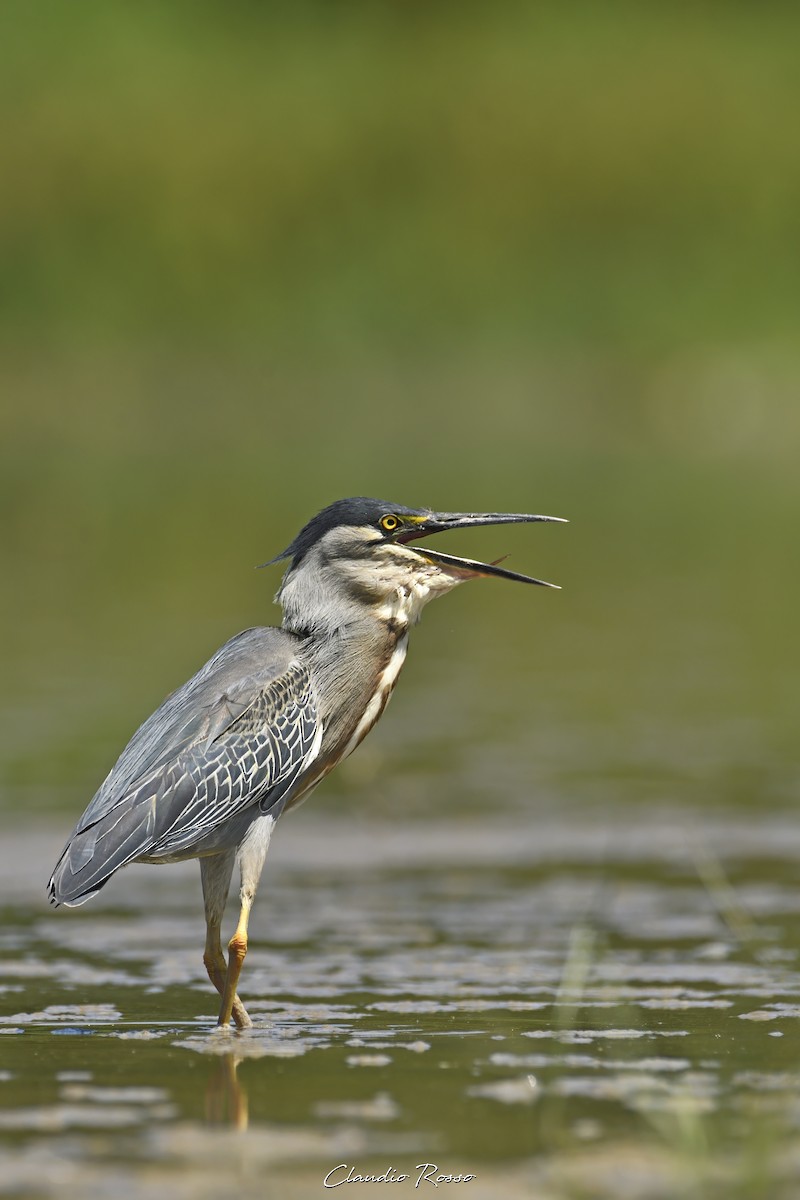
left=398, top=511, right=566, bottom=588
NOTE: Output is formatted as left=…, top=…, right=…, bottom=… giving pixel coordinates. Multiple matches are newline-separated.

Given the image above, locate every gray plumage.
left=47, top=497, right=563, bottom=1027
left=48, top=627, right=318, bottom=906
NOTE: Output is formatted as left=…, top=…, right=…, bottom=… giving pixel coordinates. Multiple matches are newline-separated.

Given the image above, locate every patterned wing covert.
left=48, top=642, right=320, bottom=906
left=148, top=660, right=319, bottom=856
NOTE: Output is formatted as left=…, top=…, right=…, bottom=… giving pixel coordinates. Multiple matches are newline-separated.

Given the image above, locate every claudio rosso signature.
left=324, top=1164, right=476, bottom=1188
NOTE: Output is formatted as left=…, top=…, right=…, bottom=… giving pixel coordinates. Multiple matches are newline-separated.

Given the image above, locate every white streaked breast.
left=342, top=633, right=409, bottom=757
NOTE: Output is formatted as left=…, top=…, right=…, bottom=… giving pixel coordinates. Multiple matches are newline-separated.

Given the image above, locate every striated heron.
left=48, top=498, right=564, bottom=1028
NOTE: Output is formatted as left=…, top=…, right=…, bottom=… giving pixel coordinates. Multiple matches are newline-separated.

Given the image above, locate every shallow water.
left=3, top=465, right=800, bottom=1197
left=3, top=805, right=800, bottom=1199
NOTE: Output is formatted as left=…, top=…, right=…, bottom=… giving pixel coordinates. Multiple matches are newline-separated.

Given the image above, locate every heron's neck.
left=282, top=592, right=412, bottom=752
left=278, top=563, right=434, bottom=642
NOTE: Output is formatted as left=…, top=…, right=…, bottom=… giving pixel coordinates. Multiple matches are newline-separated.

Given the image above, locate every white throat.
left=376, top=569, right=462, bottom=629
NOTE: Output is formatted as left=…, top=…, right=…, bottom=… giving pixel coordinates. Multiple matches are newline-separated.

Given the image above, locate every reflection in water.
left=205, top=1053, right=248, bottom=1130
left=3, top=815, right=800, bottom=1199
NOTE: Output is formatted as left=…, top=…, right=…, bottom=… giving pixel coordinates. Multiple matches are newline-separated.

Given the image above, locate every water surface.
left=3, top=801, right=800, bottom=1199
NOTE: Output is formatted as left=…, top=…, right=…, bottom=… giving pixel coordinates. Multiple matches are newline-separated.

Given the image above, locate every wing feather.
left=48, top=627, right=319, bottom=907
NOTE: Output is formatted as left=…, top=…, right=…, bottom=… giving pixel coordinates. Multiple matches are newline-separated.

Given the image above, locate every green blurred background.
left=2, top=0, right=799, bottom=821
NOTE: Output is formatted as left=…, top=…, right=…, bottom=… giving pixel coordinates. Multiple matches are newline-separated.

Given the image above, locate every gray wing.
left=48, top=627, right=320, bottom=907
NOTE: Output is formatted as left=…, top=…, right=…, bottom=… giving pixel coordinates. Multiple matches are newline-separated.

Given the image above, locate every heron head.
left=268, top=497, right=565, bottom=635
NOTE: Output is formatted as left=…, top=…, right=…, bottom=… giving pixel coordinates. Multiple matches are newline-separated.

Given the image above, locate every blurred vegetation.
left=1, top=0, right=799, bottom=810
left=2, top=1, right=800, bottom=351
left=2, top=13, right=798, bottom=1193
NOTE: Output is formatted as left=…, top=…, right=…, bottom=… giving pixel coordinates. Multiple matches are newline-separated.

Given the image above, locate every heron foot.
left=217, top=932, right=249, bottom=1028
left=203, top=947, right=251, bottom=1029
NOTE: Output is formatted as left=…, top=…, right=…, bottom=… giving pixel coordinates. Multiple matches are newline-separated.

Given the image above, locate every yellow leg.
left=200, top=851, right=251, bottom=1030
left=210, top=816, right=274, bottom=1029
left=204, top=921, right=252, bottom=1030
left=217, top=894, right=253, bottom=1028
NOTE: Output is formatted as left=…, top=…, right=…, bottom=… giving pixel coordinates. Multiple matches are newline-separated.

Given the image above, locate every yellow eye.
left=380, top=514, right=400, bottom=533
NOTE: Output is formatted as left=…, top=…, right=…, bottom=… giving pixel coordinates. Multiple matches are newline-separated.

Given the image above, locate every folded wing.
left=48, top=627, right=319, bottom=907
